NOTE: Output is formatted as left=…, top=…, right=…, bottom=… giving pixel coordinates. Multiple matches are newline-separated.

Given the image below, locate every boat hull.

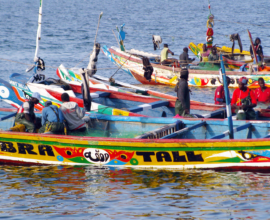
left=2, top=130, right=270, bottom=170
left=102, top=45, right=270, bottom=89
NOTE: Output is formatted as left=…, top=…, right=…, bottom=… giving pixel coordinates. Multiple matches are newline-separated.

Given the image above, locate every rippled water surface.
left=2, top=166, right=270, bottom=219
left=1, top=0, right=270, bottom=218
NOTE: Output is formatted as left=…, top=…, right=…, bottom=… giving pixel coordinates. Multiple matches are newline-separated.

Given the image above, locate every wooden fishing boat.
left=1, top=107, right=270, bottom=170
left=102, top=45, right=270, bottom=89
left=53, top=64, right=270, bottom=120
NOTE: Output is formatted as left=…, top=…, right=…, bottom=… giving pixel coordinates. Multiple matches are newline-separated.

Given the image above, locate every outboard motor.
left=152, top=35, right=162, bottom=50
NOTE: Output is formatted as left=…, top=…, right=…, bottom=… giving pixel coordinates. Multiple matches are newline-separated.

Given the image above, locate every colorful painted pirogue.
left=1, top=108, right=270, bottom=170
left=102, top=45, right=270, bottom=89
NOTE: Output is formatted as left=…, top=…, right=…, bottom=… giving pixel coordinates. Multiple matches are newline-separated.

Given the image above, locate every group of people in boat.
left=175, top=68, right=270, bottom=120
left=13, top=92, right=89, bottom=134
left=160, top=37, right=270, bottom=71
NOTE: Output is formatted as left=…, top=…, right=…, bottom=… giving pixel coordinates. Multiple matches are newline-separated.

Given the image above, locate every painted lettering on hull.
left=0, top=142, right=55, bottom=157
left=136, top=151, right=204, bottom=163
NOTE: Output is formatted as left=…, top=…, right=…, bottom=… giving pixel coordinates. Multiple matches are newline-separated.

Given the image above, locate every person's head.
left=238, top=77, right=248, bottom=90
left=226, top=76, right=231, bottom=86
left=164, top=44, right=168, bottom=48
left=211, top=47, right=217, bottom=55
left=258, top=77, right=265, bottom=89
left=180, top=69, right=189, bottom=80
left=45, top=101, right=52, bottom=107
left=61, top=93, right=70, bottom=102
left=255, top=37, right=261, bottom=45
left=183, top=47, right=188, bottom=53
left=202, top=44, right=207, bottom=52
left=31, top=92, right=41, bottom=104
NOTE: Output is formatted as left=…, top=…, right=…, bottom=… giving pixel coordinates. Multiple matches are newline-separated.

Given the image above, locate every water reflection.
left=0, top=166, right=270, bottom=218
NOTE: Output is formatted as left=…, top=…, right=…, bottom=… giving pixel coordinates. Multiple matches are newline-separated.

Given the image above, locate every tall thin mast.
left=34, top=0, right=43, bottom=62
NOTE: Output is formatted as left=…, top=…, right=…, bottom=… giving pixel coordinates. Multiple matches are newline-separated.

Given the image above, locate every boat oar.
left=220, top=54, right=234, bottom=139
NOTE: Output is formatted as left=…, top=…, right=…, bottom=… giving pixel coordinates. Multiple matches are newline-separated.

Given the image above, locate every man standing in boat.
left=231, top=77, right=257, bottom=120
left=160, top=44, right=175, bottom=66
left=174, top=69, right=192, bottom=117
left=250, top=37, right=264, bottom=65
left=179, top=47, right=195, bottom=68
left=14, top=92, right=42, bottom=133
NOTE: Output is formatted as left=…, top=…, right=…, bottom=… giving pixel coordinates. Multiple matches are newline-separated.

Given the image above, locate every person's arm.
left=168, top=49, right=174, bottom=55
left=174, top=82, right=179, bottom=93
left=75, top=104, right=85, bottom=119
left=242, top=90, right=257, bottom=110
left=58, top=108, right=65, bottom=123
left=178, top=82, right=188, bottom=112
left=250, top=45, right=253, bottom=57
left=41, top=108, right=47, bottom=126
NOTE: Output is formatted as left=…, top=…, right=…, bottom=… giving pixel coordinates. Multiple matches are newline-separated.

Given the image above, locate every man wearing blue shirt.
left=38, top=101, right=65, bottom=134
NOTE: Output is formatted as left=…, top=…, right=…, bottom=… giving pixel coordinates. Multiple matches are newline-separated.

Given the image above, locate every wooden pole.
left=220, top=54, right=234, bottom=139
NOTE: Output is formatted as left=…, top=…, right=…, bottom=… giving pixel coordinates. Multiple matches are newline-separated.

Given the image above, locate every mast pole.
left=220, top=54, right=234, bottom=139
left=34, top=0, right=43, bottom=62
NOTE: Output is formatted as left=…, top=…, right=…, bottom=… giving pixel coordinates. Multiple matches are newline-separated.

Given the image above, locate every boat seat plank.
left=0, top=113, right=17, bottom=122
left=210, top=123, right=252, bottom=139
left=203, top=108, right=226, bottom=118
left=135, top=120, right=182, bottom=139
left=128, top=101, right=169, bottom=113
left=161, top=121, right=206, bottom=139
left=77, top=92, right=111, bottom=99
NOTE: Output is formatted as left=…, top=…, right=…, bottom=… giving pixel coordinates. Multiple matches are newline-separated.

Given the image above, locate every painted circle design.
left=130, top=158, right=139, bottom=165
left=0, top=86, right=9, bottom=98
left=57, top=155, right=64, bottom=162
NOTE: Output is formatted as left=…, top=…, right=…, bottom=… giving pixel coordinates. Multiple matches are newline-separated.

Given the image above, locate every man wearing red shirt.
left=255, top=77, right=270, bottom=103
left=214, top=76, right=231, bottom=104
left=231, top=77, right=257, bottom=120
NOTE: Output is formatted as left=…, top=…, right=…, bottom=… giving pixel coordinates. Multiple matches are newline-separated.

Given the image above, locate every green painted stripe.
left=1, top=137, right=270, bottom=152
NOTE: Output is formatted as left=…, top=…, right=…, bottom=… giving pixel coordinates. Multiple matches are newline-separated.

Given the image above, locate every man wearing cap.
left=15, top=92, right=42, bottom=133
left=231, top=77, right=257, bottom=120
left=179, top=47, right=195, bottom=68
left=160, top=44, right=175, bottom=66
left=38, top=101, right=65, bottom=134
left=174, top=69, right=192, bottom=117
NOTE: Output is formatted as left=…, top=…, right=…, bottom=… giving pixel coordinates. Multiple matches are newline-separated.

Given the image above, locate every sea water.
left=1, top=0, right=270, bottom=218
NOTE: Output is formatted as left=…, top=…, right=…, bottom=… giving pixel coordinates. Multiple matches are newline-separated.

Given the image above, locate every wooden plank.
left=128, top=100, right=169, bottom=113
left=161, top=121, right=206, bottom=139
left=0, top=113, right=16, bottom=121
left=210, top=123, right=252, bottom=139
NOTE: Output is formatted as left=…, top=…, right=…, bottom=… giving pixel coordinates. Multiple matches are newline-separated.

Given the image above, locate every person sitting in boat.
left=14, top=92, right=42, bottom=133
left=160, top=44, right=175, bottom=66
left=254, top=78, right=270, bottom=103
left=179, top=47, right=195, bottom=68
left=231, top=77, right=257, bottom=120
left=200, top=44, right=210, bottom=62
left=60, top=93, right=87, bottom=132
left=258, top=62, right=270, bottom=72
left=250, top=37, right=264, bottom=65
left=174, top=69, right=193, bottom=117
left=38, top=101, right=65, bottom=134
left=214, top=76, right=231, bottom=105
left=208, top=47, right=219, bottom=64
